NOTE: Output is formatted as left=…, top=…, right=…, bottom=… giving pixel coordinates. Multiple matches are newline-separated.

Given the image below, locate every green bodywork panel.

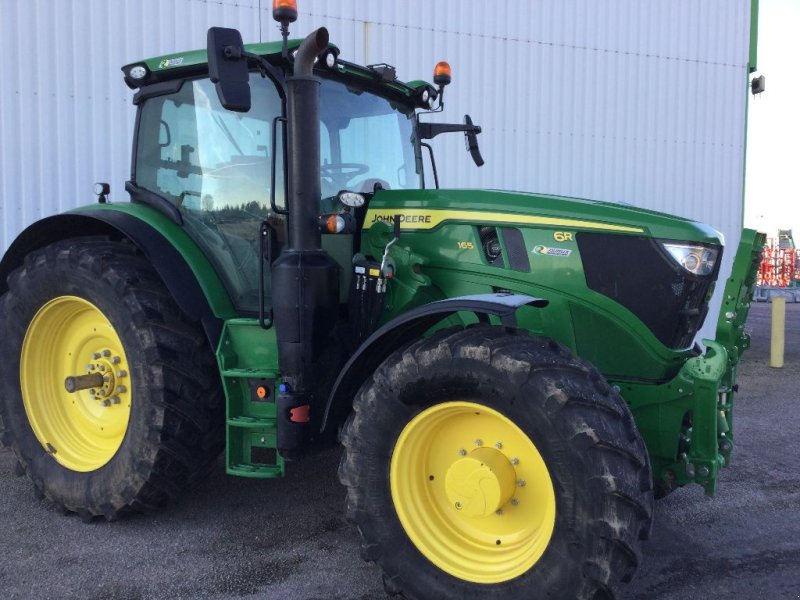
left=71, top=202, right=237, bottom=319
left=363, top=189, right=723, bottom=382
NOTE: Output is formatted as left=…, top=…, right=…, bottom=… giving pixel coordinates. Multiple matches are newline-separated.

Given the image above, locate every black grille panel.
left=501, top=227, right=531, bottom=272
left=577, top=233, right=721, bottom=349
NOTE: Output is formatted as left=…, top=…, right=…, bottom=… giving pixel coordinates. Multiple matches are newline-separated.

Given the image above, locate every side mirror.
left=207, top=27, right=251, bottom=112
left=464, top=115, right=484, bottom=167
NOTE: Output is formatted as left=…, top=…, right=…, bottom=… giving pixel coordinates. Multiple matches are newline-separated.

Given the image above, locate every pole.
left=770, top=296, right=786, bottom=368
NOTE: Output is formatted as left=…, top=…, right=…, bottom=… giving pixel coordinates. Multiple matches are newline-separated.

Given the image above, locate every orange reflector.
left=273, top=0, right=298, bottom=22
left=289, top=404, right=311, bottom=423
left=433, top=61, right=452, bottom=86
left=256, top=386, right=268, bottom=399
left=324, top=214, right=345, bottom=233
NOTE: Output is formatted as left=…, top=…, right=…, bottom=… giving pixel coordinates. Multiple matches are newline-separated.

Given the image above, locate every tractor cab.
left=126, top=41, right=429, bottom=313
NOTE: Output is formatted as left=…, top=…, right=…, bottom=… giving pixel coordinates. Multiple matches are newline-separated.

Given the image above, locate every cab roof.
left=122, top=38, right=435, bottom=108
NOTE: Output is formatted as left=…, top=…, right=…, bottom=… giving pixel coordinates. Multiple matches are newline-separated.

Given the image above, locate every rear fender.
left=320, top=293, right=548, bottom=434
left=0, top=205, right=236, bottom=347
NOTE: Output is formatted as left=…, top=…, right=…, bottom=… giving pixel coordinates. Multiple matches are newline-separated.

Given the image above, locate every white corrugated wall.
left=1, top=0, right=753, bottom=330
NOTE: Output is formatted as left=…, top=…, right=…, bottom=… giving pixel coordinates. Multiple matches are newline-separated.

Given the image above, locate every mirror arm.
left=418, top=122, right=482, bottom=140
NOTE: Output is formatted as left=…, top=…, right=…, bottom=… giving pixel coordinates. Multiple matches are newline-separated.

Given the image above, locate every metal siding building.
left=0, top=0, right=755, bottom=332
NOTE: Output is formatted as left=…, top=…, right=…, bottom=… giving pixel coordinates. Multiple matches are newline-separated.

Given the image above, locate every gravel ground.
left=1, top=302, right=798, bottom=599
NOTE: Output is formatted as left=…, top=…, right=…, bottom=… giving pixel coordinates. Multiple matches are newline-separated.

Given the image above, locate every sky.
left=744, top=0, right=800, bottom=238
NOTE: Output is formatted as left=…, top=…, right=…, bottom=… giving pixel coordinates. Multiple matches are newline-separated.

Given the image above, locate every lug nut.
left=517, top=479, right=526, bottom=487
left=511, top=498, right=519, bottom=506
left=698, top=466, right=710, bottom=478
left=101, top=399, right=111, bottom=407
left=454, top=502, right=462, bottom=510
left=116, top=386, right=127, bottom=394
left=458, top=448, right=467, bottom=457
left=495, top=509, right=503, bottom=515
left=87, top=364, right=95, bottom=371
left=99, top=365, right=105, bottom=372
left=510, top=457, right=519, bottom=465
left=685, top=463, right=696, bottom=478
left=89, top=389, right=96, bottom=396
left=111, top=356, right=121, bottom=364
left=111, top=396, right=121, bottom=405
left=102, top=349, right=111, bottom=357
left=494, top=441, right=503, bottom=449
left=474, top=439, right=483, bottom=447
left=117, top=370, right=127, bottom=378
left=92, top=352, right=101, bottom=360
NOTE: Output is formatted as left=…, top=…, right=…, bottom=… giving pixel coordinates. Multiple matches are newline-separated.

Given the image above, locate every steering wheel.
left=319, top=163, right=370, bottom=189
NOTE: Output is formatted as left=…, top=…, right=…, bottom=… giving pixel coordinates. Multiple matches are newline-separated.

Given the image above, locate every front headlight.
left=661, top=242, right=719, bottom=276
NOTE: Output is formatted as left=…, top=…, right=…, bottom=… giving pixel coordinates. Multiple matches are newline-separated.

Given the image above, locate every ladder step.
left=221, top=368, right=279, bottom=379
left=228, top=416, right=277, bottom=428
left=227, top=463, right=284, bottom=478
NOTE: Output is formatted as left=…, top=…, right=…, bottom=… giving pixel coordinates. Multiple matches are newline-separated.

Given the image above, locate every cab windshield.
left=318, top=78, right=419, bottom=197
left=133, top=71, right=418, bottom=312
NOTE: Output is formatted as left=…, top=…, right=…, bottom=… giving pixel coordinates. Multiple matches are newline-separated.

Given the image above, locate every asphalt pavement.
left=1, top=302, right=798, bottom=599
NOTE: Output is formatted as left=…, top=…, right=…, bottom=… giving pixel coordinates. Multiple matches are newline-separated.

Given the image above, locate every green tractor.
left=0, top=5, right=764, bottom=599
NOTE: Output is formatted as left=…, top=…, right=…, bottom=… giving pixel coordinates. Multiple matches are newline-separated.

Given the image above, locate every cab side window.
left=134, top=74, right=285, bottom=312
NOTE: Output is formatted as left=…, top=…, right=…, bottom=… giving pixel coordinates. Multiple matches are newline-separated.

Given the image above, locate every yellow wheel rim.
left=390, top=401, right=556, bottom=584
left=20, top=296, right=132, bottom=472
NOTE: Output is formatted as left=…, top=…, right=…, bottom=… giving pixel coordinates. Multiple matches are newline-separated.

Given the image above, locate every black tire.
left=339, top=325, right=653, bottom=600
left=0, top=238, right=224, bottom=520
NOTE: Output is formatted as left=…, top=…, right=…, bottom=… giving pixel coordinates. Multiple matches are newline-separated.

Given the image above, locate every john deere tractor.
left=0, top=4, right=764, bottom=599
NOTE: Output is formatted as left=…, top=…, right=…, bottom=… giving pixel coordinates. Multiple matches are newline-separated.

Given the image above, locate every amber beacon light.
left=273, top=0, right=298, bottom=23
left=433, top=61, right=452, bottom=87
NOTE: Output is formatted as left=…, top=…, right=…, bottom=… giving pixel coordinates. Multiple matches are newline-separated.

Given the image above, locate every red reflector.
left=289, top=404, right=311, bottom=423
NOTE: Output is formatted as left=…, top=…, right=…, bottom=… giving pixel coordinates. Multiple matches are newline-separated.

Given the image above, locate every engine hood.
left=363, top=188, right=723, bottom=245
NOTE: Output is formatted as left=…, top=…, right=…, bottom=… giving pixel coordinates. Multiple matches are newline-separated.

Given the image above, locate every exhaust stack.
left=271, top=27, right=340, bottom=458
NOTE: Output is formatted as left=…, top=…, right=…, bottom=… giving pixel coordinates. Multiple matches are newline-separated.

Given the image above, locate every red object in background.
left=757, top=238, right=797, bottom=287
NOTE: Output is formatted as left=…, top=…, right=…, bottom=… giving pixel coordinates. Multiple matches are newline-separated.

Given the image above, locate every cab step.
left=217, top=319, right=284, bottom=478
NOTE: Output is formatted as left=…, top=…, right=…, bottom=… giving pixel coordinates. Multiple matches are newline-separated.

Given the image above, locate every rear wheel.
left=339, top=325, right=653, bottom=599
left=0, top=238, right=223, bottom=519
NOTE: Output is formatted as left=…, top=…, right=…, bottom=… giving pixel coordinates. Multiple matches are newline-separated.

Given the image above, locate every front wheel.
left=339, top=325, right=653, bottom=599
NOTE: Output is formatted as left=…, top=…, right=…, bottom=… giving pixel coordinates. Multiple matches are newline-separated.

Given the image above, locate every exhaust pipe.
left=286, top=27, right=328, bottom=251
left=272, top=27, right=339, bottom=458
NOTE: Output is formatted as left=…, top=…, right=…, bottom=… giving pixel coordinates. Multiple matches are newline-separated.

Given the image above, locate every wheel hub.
left=84, top=350, right=127, bottom=405
left=445, top=447, right=517, bottom=517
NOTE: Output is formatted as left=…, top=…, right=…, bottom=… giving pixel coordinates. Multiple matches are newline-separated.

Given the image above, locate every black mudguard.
left=321, top=293, right=548, bottom=434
